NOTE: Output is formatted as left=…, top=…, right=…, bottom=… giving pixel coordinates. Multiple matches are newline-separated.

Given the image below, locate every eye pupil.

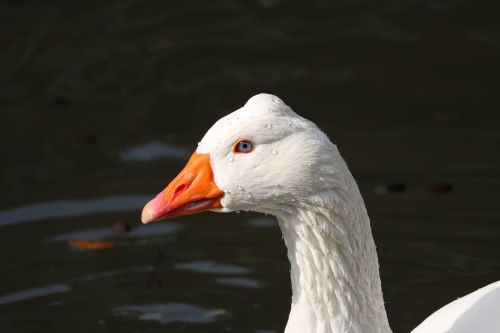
left=236, top=140, right=253, bottom=153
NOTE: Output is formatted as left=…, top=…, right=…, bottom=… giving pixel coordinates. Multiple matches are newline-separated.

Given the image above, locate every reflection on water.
left=1, top=0, right=499, bottom=332
left=47, top=222, right=181, bottom=242
left=73, top=266, right=154, bottom=282
left=119, top=142, right=190, bottom=162
left=0, top=195, right=150, bottom=227
left=174, top=261, right=249, bottom=274
left=216, top=277, right=263, bottom=288
left=112, top=303, right=228, bottom=324
left=0, top=284, right=70, bottom=306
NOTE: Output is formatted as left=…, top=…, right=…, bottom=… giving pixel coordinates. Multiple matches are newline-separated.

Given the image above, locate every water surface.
left=1, top=0, right=499, bottom=332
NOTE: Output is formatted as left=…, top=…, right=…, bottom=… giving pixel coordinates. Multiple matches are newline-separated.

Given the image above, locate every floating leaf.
left=68, top=239, right=116, bottom=250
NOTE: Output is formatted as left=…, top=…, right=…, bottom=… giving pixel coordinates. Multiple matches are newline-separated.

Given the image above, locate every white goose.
left=141, top=94, right=500, bottom=333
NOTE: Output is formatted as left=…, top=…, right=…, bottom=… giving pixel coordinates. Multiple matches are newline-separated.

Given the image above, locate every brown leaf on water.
left=68, top=239, right=116, bottom=250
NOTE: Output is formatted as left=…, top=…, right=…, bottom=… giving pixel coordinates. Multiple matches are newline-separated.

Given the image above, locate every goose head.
left=141, top=94, right=392, bottom=333
left=141, top=93, right=344, bottom=223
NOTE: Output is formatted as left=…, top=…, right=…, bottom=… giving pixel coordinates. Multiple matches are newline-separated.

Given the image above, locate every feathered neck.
left=274, top=169, right=392, bottom=333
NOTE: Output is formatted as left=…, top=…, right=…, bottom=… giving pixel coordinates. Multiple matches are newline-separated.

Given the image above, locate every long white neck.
left=275, top=171, right=392, bottom=333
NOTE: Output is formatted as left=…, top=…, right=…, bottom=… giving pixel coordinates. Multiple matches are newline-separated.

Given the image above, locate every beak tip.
left=141, top=203, right=154, bottom=224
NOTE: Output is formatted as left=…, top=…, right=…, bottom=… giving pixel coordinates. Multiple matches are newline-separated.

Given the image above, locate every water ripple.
left=0, top=283, right=70, bottom=306
left=47, top=223, right=181, bottom=242
left=174, top=261, right=249, bottom=274
left=112, top=303, right=228, bottom=324
left=0, top=194, right=150, bottom=227
left=119, top=141, right=190, bottom=162
left=216, top=277, right=263, bottom=288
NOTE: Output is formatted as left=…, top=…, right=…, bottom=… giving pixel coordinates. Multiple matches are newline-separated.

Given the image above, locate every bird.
left=141, top=93, right=500, bottom=333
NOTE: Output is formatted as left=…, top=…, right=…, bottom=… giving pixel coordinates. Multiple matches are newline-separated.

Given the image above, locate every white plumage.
left=143, top=93, right=500, bottom=333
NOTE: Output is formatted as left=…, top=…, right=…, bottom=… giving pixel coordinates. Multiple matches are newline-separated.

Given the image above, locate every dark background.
left=1, top=1, right=499, bottom=332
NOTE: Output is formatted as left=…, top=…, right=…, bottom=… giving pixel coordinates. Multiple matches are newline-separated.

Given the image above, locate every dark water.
left=1, top=0, right=500, bottom=332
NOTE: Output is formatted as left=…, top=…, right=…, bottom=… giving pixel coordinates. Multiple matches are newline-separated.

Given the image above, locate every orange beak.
left=141, top=153, right=224, bottom=224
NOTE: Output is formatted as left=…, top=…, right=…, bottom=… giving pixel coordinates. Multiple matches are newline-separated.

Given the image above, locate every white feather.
left=196, top=93, right=500, bottom=333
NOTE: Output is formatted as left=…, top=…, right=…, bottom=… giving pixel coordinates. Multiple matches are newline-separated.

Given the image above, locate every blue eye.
left=234, top=139, right=254, bottom=153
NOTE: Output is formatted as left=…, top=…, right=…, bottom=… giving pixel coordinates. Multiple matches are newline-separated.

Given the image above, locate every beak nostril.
left=174, top=183, right=188, bottom=197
